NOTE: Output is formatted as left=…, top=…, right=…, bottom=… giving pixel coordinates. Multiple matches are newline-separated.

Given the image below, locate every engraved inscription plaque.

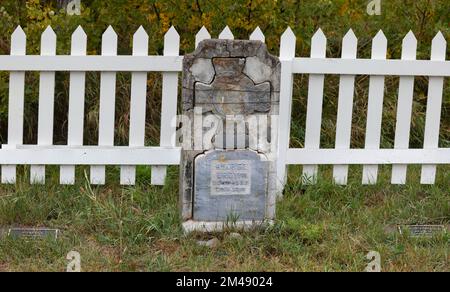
left=194, top=150, right=268, bottom=222
left=211, top=160, right=251, bottom=196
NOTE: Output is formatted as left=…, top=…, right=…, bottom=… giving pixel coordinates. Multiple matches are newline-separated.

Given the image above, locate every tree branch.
left=0, top=39, right=9, bottom=54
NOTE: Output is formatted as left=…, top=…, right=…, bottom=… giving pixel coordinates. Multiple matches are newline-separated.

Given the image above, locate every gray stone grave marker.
left=180, top=39, right=280, bottom=232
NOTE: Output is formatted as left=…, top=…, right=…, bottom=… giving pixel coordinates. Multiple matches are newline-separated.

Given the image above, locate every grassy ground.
left=0, top=165, right=448, bottom=272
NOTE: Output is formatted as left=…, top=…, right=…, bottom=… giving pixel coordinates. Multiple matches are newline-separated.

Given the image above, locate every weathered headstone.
left=180, top=39, right=280, bottom=232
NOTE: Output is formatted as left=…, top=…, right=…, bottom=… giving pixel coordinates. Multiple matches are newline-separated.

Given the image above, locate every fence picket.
left=333, top=29, right=358, bottom=185
left=195, top=26, right=210, bottom=48
left=219, top=26, right=234, bottom=40
left=30, top=27, right=57, bottom=184
left=120, top=27, right=149, bottom=185
left=302, top=29, right=327, bottom=184
left=151, top=27, right=180, bottom=185
left=91, top=26, right=118, bottom=185
left=421, top=32, right=446, bottom=184
left=276, top=27, right=296, bottom=192
left=1, top=27, right=26, bottom=184
left=362, top=30, right=387, bottom=185
left=250, top=27, right=265, bottom=43
left=391, top=31, right=417, bottom=184
left=60, top=26, right=87, bottom=185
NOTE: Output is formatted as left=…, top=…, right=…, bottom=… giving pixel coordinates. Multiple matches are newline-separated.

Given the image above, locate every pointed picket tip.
left=102, top=26, right=117, bottom=41
left=164, top=26, right=179, bottom=42
left=311, top=28, right=327, bottom=57
left=281, top=27, right=295, bottom=39
left=431, top=31, right=446, bottom=48
left=133, top=26, right=149, bottom=55
left=371, top=30, right=387, bottom=58
left=219, top=26, right=234, bottom=40
left=41, top=26, right=56, bottom=41
left=431, top=31, right=446, bottom=60
left=400, top=31, right=417, bottom=59
left=280, top=27, right=296, bottom=58
left=11, top=26, right=26, bottom=41
left=11, top=26, right=26, bottom=54
left=402, top=30, right=417, bottom=46
left=102, top=26, right=118, bottom=55
left=342, top=29, right=357, bottom=58
left=134, top=26, right=148, bottom=38
left=71, top=26, right=87, bottom=54
left=72, top=25, right=87, bottom=39
left=41, top=26, right=56, bottom=54
left=312, top=28, right=326, bottom=42
left=250, top=26, right=265, bottom=43
left=432, top=31, right=446, bottom=44
left=164, top=26, right=180, bottom=55
left=133, top=26, right=149, bottom=44
left=343, top=29, right=357, bottom=42
left=373, top=30, right=387, bottom=44
left=195, top=26, right=211, bottom=48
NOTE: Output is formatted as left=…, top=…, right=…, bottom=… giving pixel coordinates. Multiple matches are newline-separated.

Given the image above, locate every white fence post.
left=1, top=27, right=26, bottom=184
left=302, top=29, right=327, bottom=184
left=391, top=31, right=417, bottom=184
left=362, top=30, right=387, bottom=185
left=60, top=26, right=87, bottom=185
left=276, top=27, right=296, bottom=192
left=91, top=26, right=118, bottom=185
left=151, top=26, right=180, bottom=185
left=120, top=26, right=149, bottom=185
left=30, top=26, right=57, bottom=184
left=333, top=29, right=358, bottom=185
left=421, top=32, right=446, bottom=184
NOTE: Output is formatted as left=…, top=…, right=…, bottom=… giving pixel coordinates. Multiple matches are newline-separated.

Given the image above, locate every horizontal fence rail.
left=0, top=56, right=183, bottom=72
left=0, top=25, right=448, bottom=189
left=291, top=58, right=449, bottom=76
left=285, top=149, right=450, bottom=165
left=0, top=146, right=181, bottom=165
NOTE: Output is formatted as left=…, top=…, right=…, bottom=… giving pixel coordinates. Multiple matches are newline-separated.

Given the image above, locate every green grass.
left=0, top=165, right=448, bottom=272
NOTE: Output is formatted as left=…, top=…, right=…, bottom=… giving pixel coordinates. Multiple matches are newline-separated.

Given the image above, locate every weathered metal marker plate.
left=400, top=225, right=446, bottom=237
left=8, top=228, right=59, bottom=240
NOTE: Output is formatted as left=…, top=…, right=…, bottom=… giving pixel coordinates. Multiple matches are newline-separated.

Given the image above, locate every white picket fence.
left=276, top=28, right=449, bottom=187
left=0, top=25, right=448, bottom=189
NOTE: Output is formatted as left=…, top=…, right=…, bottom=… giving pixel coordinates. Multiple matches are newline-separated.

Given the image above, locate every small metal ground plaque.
left=399, top=225, right=446, bottom=237
left=8, top=228, right=59, bottom=240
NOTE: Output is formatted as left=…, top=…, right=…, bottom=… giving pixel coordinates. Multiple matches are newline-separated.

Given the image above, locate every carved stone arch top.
left=182, top=39, right=281, bottom=115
